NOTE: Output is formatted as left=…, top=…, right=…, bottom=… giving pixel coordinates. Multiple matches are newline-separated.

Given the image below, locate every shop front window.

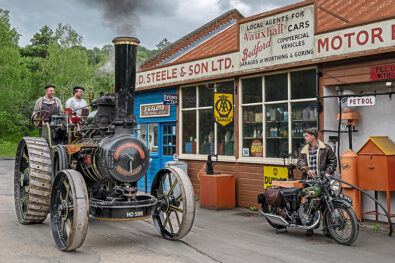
left=182, top=110, right=196, bottom=154
left=181, top=80, right=235, bottom=156
left=137, top=123, right=147, bottom=145
left=148, top=123, right=158, bottom=153
left=241, top=68, right=317, bottom=159
left=266, top=103, right=288, bottom=158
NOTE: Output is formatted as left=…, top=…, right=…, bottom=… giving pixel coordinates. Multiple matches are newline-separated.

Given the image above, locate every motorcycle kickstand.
left=276, top=228, right=287, bottom=234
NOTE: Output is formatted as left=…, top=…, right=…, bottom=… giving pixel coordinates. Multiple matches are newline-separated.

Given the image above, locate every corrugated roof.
left=139, top=9, right=243, bottom=70
left=316, top=0, right=395, bottom=33
left=174, top=23, right=239, bottom=64
left=358, top=136, right=395, bottom=155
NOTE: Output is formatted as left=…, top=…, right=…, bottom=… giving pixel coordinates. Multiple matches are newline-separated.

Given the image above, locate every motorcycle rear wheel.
left=326, top=203, right=359, bottom=245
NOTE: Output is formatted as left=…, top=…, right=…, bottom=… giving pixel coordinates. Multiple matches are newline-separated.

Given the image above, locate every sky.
left=0, top=0, right=300, bottom=50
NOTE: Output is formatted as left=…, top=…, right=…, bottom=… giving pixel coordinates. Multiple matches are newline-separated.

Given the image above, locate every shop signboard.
left=136, top=53, right=238, bottom=89
left=347, top=96, right=376, bottom=106
left=238, top=5, right=315, bottom=71
left=214, top=93, right=234, bottom=126
left=315, top=19, right=395, bottom=59
left=370, top=64, right=395, bottom=80
left=140, top=103, right=170, bottom=118
left=163, top=93, right=178, bottom=105
left=264, top=166, right=288, bottom=189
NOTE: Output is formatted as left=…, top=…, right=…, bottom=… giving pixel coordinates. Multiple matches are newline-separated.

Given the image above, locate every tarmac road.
left=1, top=159, right=395, bottom=263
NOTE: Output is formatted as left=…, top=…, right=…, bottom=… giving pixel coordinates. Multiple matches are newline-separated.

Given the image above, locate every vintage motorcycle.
left=258, top=172, right=359, bottom=245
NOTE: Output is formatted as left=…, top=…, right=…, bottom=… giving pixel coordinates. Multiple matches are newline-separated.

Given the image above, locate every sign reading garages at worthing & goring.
left=140, top=103, right=170, bottom=118
left=214, top=93, right=233, bottom=126
left=239, top=5, right=314, bottom=71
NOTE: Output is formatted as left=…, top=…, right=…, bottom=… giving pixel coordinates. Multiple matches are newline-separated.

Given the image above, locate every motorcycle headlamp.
left=330, top=180, right=341, bottom=195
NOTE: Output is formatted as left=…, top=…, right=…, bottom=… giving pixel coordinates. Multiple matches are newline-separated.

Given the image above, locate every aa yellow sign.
left=214, top=93, right=233, bottom=126
left=264, top=166, right=288, bottom=189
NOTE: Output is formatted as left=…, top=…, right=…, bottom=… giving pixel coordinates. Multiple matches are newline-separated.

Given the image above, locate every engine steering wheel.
left=32, top=111, right=52, bottom=127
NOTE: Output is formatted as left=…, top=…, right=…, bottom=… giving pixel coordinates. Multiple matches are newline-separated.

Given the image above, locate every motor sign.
left=347, top=96, right=375, bottom=107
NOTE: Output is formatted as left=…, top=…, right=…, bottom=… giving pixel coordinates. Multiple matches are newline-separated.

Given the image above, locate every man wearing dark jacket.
left=297, top=128, right=337, bottom=236
left=297, top=128, right=337, bottom=179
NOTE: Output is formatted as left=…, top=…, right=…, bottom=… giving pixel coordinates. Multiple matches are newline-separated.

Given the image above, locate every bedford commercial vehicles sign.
left=238, top=5, right=315, bottom=71
left=136, top=4, right=394, bottom=89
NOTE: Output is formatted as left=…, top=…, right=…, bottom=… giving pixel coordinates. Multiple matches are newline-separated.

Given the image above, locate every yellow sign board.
left=214, top=93, right=233, bottom=126
left=264, top=166, right=288, bottom=189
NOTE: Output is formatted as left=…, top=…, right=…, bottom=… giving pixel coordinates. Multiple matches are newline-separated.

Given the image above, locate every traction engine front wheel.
left=151, top=167, right=195, bottom=240
left=50, top=169, right=89, bottom=251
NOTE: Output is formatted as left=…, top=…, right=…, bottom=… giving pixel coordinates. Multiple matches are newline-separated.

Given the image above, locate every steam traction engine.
left=14, top=37, right=195, bottom=251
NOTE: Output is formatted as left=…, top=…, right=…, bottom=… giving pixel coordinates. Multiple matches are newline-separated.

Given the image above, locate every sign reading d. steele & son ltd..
left=238, top=5, right=315, bottom=71
left=136, top=53, right=238, bottom=89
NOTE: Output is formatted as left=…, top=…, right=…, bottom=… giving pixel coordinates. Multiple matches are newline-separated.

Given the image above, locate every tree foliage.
left=0, top=8, right=164, bottom=138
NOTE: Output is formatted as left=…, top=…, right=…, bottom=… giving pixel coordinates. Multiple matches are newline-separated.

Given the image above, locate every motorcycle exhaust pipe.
left=259, top=210, right=321, bottom=230
left=259, top=210, right=289, bottom=227
left=289, top=212, right=321, bottom=230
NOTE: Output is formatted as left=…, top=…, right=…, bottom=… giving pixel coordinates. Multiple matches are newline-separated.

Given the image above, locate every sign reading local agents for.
left=214, top=93, right=233, bottom=126
left=347, top=96, right=375, bottom=106
left=264, top=166, right=288, bottom=189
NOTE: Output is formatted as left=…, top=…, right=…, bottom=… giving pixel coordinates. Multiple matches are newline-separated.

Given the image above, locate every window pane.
left=182, top=110, right=196, bottom=154
left=242, top=77, right=262, bottom=104
left=266, top=103, right=288, bottom=158
left=199, top=109, right=214, bottom=155
left=199, top=84, right=213, bottom=107
left=291, top=101, right=318, bottom=157
left=137, top=124, right=147, bottom=146
left=217, top=120, right=234, bottom=156
left=265, top=73, right=287, bottom=102
left=215, top=81, right=234, bottom=93
left=291, top=69, right=316, bottom=99
left=242, top=105, right=263, bottom=157
left=148, top=123, right=158, bottom=153
left=182, top=86, right=196, bottom=108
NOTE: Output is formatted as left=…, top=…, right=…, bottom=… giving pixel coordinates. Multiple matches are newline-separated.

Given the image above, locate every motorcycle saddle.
left=280, top=188, right=301, bottom=196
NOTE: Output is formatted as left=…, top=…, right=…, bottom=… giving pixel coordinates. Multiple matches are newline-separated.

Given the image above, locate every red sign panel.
left=370, top=64, right=395, bottom=80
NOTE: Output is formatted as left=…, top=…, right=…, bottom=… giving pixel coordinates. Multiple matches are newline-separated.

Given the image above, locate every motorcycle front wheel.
left=325, top=203, right=359, bottom=245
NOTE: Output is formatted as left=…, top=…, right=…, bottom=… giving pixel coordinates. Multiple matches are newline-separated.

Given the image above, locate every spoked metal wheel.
left=326, top=203, right=359, bottom=245
left=14, top=137, right=52, bottom=224
left=151, top=167, right=195, bottom=240
left=50, top=169, right=89, bottom=251
left=52, top=145, right=69, bottom=180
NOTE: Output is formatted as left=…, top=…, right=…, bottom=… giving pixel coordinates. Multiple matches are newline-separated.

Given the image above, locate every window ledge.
left=179, top=154, right=236, bottom=162
left=237, top=157, right=285, bottom=165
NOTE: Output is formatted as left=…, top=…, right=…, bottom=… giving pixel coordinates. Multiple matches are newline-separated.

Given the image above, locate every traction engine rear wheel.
left=14, top=137, right=52, bottom=224
left=151, top=167, right=195, bottom=240
left=50, top=169, right=89, bottom=251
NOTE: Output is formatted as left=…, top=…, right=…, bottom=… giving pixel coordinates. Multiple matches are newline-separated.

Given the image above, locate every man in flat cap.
left=65, top=86, right=88, bottom=117
left=297, top=128, right=337, bottom=179
left=33, top=84, right=63, bottom=117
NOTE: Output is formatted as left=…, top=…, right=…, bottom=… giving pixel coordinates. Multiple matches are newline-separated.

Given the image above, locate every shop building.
left=136, top=0, right=395, bottom=218
left=134, top=87, right=177, bottom=192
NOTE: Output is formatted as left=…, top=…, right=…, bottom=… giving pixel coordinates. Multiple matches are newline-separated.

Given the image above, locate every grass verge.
left=0, top=129, right=39, bottom=158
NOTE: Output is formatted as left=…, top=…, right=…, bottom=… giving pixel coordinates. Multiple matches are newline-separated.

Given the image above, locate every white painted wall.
left=323, top=83, right=395, bottom=222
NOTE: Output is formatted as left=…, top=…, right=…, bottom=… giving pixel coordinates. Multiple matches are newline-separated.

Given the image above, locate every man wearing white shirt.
left=65, top=86, right=88, bottom=116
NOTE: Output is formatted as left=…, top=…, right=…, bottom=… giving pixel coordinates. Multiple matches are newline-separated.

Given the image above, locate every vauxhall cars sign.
left=238, top=5, right=315, bottom=71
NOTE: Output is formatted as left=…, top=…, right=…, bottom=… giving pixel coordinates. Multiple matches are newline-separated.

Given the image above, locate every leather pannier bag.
left=265, top=188, right=283, bottom=206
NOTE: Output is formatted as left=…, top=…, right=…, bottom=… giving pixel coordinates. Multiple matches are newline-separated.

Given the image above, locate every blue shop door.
left=160, top=123, right=177, bottom=168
